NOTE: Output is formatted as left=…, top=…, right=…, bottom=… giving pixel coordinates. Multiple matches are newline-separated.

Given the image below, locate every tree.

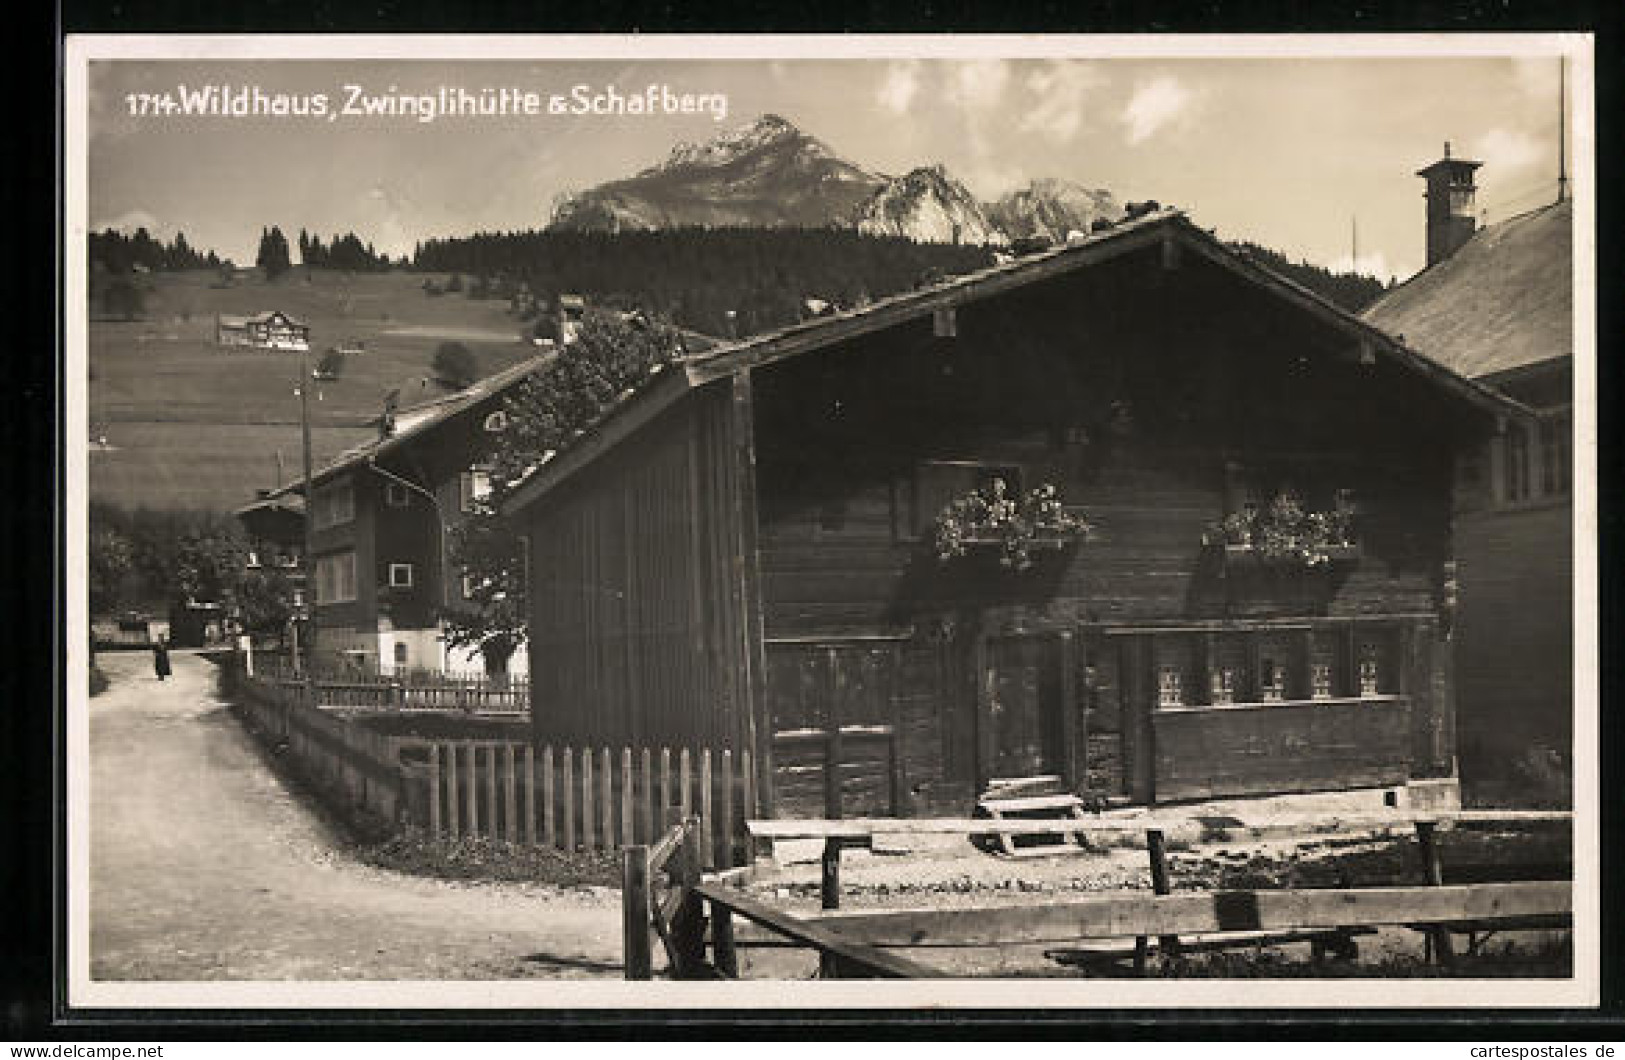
left=234, top=568, right=294, bottom=638
left=89, top=526, right=134, bottom=616
left=443, top=313, right=688, bottom=674
left=316, top=348, right=345, bottom=380
left=256, top=226, right=292, bottom=278
left=431, top=341, right=477, bottom=389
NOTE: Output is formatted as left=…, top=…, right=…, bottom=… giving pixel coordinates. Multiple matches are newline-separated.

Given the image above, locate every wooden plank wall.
left=524, top=384, right=763, bottom=805
left=1150, top=698, right=1412, bottom=802
left=1452, top=502, right=1573, bottom=783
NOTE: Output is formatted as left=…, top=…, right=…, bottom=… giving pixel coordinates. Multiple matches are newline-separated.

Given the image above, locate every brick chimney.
left=1417, top=141, right=1482, bottom=267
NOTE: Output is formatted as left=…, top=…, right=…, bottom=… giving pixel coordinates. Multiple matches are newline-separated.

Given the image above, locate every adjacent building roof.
left=268, top=353, right=553, bottom=497
left=1362, top=200, right=1572, bottom=381
left=503, top=208, right=1527, bottom=517
left=219, top=310, right=311, bottom=328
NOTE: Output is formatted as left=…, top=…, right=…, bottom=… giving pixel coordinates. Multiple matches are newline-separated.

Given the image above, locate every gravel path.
left=89, top=651, right=624, bottom=981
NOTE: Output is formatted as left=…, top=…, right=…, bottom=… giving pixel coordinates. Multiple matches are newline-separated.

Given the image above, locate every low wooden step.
left=980, top=794, right=1091, bottom=813
left=973, top=792, right=1092, bottom=856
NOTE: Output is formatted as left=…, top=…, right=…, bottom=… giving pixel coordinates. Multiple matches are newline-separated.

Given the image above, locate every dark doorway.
left=981, top=634, right=1068, bottom=787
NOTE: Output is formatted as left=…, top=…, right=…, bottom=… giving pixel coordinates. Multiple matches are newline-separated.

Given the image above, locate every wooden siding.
left=1452, top=501, right=1573, bottom=780
left=746, top=249, right=1471, bottom=806
left=1151, top=697, right=1412, bottom=802
left=524, top=381, right=762, bottom=773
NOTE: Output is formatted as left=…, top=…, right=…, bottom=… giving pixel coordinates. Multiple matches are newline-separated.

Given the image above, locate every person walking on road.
left=152, top=637, right=172, bottom=681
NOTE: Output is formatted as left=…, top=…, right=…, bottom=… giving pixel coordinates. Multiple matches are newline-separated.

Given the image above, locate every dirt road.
left=89, top=650, right=623, bottom=981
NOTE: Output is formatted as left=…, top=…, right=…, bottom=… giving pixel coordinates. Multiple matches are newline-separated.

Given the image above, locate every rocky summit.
left=548, top=114, right=886, bottom=233
left=548, top=114, right=1124, bottom=246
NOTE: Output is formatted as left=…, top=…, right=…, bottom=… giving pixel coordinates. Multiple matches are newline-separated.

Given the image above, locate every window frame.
left=387, top=562, right=415, bottom=589
left=384, top=481, right=412, bottom=508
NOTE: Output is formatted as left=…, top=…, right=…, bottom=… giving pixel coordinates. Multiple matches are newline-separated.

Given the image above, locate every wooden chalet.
left=1364, top=152, right=1574, bottom=794
left=503, top=209, right=1520, bottom=817
left=216, top=310, right=312, bottom=351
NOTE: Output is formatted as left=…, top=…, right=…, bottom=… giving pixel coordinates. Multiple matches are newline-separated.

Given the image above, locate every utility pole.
left=1351, top=214, right=1359, bottom=273
left=1558, top=56, right=1569, bottom=204
left=299, top=341, right=317, bottom=702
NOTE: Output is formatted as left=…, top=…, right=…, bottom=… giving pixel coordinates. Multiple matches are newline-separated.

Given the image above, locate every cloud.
left=1120, top=74, right=1195, bottom=144
left=1473, top=127, right=1545, bottom=174
left=89, top=209, right=164, bottom=236
left=945, top=59, right=1011, bottom=117
left=1511, top=56, right=1562, bottom=100
left=877, top=61, right=921, bottom=115
left=1018, top=61, right=1103, bottom=141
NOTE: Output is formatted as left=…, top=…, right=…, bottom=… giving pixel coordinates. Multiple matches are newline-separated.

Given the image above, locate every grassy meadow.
left=88, top=266, right=538, bottom=513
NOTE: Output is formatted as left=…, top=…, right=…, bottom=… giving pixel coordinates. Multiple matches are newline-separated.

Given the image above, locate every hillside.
left=89, top=267, right=537, bottom=513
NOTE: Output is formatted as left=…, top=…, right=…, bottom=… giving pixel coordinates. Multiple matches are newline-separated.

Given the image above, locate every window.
left=388, top=563, right=415, bottom=589
left=1258, top=636, right=1292, bottom=702
left=1310, top=633, right=1340, bottom=700
left=394, top=642, right=409, bottom=666
left=384, top=481, right=412, bottom=508
left=459, top=468, right=492, bottom=513
left=1356, top=638, right=1386, bottom=697
left=313, top=552, right=357, bottom=604
left=312, top=478, right=355, bottom=530
left=902, top=460, right=1022, bottom=540
left=462, top=572, right=479, bottom=599
left=483, top=410, right=509, bottom=433
left=245, top=551, right=261, bottom=569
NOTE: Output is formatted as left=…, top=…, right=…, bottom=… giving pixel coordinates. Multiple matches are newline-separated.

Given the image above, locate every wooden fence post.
left=673, top=816, right=707, bottom=975
left=712, top=900, right=737, bottom=978
left=465, top=743, right=480, bottom=838
left=1147, top=829, right=1182, bottom=961
left=523, top=744, right=537, bottom=846
left=679, top=748, right=692, bottom=825
left=600, top=747, right=614, bottom=850
left=659, top=748, right=672, bottom=829
left=622, top=845, right=653, bottom=981
left=621, top=748, right=635, bottom=850
left=639, top=748, right=654, bottom=845
left=427, top=744, right=442, bottom=837
left=445, top=743, right=460, bottom=841
left=562, top=748, right=575, bottom=851
left=581, top=748, right=595, bottom=852
left=819, top=836, right=843, bottom=979
left=720, top=749, right=735, bottom=868
left=503, top=743, right=518, bottom=845
left=485, top=744, right=499, bottom=839
left=700, top=749, right=714, bottom=870
left=1416, top=821, right=1455, bottom=967
left=542, top=745, right=556, bottom=849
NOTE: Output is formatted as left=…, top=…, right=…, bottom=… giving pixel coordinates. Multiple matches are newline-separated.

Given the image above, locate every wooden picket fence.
left=251, top=664, right=528, bottom=714
left=232, top=666, right=752, bottom=868
left=400, top=742, right=756, bottom=871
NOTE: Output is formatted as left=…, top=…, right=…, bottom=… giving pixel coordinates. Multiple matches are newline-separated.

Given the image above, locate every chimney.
left=1416, top=141, right=1483, bottom=267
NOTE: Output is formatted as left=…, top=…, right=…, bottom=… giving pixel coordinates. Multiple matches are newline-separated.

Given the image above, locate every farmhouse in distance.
left=216, top=309, right=312, bottom=351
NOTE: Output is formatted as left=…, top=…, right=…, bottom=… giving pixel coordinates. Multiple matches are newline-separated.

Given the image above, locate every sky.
left=84, top=48, right=1578, bottom=283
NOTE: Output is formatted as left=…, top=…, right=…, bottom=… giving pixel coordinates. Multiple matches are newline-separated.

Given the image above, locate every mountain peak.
left=658, top=113, right=816, bottom=172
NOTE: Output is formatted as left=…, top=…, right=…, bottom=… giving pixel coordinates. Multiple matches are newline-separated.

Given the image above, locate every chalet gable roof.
left=502, top=209, right=1528, bottom=517
left=267, top=352, right=552, bottom=499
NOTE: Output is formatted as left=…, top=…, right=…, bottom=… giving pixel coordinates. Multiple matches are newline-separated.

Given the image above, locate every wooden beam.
left=811, top=882, right=1571, bottom=947
left=745, top=809, right=1571, bottom=840
left=691, top=883, right=947, bottom=978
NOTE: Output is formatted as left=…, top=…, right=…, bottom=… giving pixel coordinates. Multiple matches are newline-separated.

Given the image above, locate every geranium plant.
left=934, top=479, right=1094, bottom=572
left=1203, top=489, right=1357, bottom=568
